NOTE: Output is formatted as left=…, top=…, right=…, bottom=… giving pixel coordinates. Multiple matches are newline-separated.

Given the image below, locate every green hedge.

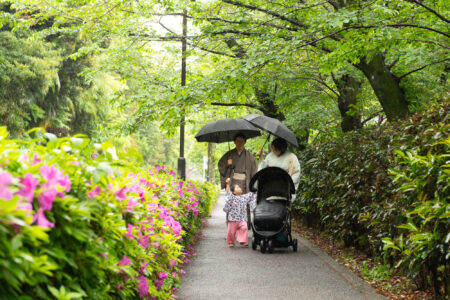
left=0, top=127, right=218, bottom=299
left=294, top=101, right=449, bottom=296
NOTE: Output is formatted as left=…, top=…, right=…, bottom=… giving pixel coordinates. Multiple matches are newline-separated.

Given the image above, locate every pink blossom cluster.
left=92, top=165, right=207, bottom=298
left=1, top=159, right=72, bottom=229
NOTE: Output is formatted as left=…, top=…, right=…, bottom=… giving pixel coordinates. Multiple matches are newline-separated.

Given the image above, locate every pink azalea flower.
left=158, top=271, right=168, bottom=280
left=137, top=276, right=149, bottom=297
left=117, top=283, right=124, bottom=290
left=138, top=192, right=145, bottom=202
left=57, top=174, right=71, bottom=192
left=155, top=279, right=163, bottom=290
left=125, top=224, right=135, bottom=239
left=16, top=173, right=39, bottom=202
left=128, top=185, right=143, bottom=194
left=139, top=178, right=150, bottom=187
left=16, top=200, right=33, bottom=217
left=38, top=187, right=57, bottom=210
left=169, top=260, right=177, bottom=267
left=138, top=234, right=149, bottom=249
left=24, top=153, right=42, bottom=166
left=40, top=165, right=59, bottom=186
left=163, top=216, right=182, bottom=236
left=101, top=253, right=108, bottom=259
left=126, top=198, right=138, bottom=212
left=0, top=171, right=13, bottom=200
left=70, top=161, right=81, bottom=167
left=33, top=208, right=54, bottom=228
left=147, top=202, right=158, bottom=211
left=139, top=262, right=149, bottom=274
left=118, top=255, right=131, bottom=266
left=168, top=170, right=175, bottom=176
left=87, top=186, right=101, bottom=198
left=115, top=187, right=128, bottom=201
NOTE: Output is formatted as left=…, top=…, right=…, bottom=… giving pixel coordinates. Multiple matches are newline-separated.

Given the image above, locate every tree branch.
left=210, top=29, right=265, bottom=36
left=158, top=18, right=238, bottom=58
left=222, top=0, right=309, bottom=28
left=362, top=110, right=384, bottom=126
left=209, top=102, right=261, bottom=109
left=406, top=0, right=449, bottom=23
left=327, top=0, right=339, bottom=10
left=398, top=58, right=450, bottom=80
left=384, top=23, right=450, bottom=38
left=387, top=58, right=399, bottom=70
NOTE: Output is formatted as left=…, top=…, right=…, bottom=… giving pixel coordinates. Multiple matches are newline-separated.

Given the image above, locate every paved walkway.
left=176, top=192, right=385, bottom=300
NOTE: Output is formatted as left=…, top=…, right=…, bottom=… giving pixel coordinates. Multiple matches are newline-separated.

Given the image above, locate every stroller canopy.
left=249, top=167, right=295, bottom=198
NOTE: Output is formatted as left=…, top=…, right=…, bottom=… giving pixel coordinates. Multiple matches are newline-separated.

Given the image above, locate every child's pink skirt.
left=227, top=221, right=248, bottom=244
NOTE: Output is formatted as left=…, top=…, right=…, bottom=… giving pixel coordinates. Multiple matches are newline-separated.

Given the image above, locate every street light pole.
left=177, top=9, right=187, bottom=180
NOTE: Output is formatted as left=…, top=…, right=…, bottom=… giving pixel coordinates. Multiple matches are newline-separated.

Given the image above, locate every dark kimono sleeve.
left=218, top=150, right=232, bottom=189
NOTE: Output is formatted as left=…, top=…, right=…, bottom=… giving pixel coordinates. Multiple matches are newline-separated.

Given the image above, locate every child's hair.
left=230, top=184, right=238, bottom=193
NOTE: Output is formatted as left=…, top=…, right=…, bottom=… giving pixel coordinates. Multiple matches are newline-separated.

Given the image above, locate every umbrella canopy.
left=195, top=118, right=261, bottom=143
left=242, top=114, right=299, bottom=147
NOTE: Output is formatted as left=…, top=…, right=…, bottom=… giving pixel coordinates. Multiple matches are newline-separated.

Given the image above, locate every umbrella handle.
left=257, top=134, right=271, bottom=162
left=260, top=134, right=271, bottom=153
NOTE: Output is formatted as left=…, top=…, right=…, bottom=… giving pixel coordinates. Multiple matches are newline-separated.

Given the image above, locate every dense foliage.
left=0, top=127, right=217, bottom=299
left=294, top=101, right=449, bottom=296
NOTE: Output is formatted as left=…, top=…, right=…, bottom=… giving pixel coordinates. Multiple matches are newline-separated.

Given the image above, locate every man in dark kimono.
left=218, top=133, right=257, bottom=229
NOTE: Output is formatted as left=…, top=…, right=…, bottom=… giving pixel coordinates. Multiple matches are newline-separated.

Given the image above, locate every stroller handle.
left=249, top=167, right=296, bottom=194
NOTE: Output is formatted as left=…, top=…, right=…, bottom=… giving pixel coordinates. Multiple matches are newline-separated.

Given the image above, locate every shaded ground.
left=176, top=192, right=385, bottom=300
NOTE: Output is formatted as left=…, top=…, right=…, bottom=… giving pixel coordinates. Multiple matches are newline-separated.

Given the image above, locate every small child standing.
left=224, top=178, right=256, bottom=247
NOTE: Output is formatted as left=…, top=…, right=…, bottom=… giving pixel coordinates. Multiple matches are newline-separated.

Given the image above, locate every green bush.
left=383, top=103, right=449, bottom=297
left=0, top=127, right=217, bottom=299
left=294, top=101, right=449, bottom=296
left=294, top=125, right=399, bottom=252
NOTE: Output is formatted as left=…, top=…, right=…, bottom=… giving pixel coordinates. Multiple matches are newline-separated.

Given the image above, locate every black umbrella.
left=195, top=118, right=261, bottom=143
left=242, top=114, right=299, bottom=147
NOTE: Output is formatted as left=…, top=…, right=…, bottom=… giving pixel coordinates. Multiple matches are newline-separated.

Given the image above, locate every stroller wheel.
left=267, top=240, right=274, bottom=253
left=260, top=240, right=267, bottom=254
left=251, top=237, right=257, bottom=250
left=293, top=239, right=298, bottom=252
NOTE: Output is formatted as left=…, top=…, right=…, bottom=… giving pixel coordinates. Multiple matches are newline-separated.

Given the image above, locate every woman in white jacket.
left=257, top=138, right=301, bottom=198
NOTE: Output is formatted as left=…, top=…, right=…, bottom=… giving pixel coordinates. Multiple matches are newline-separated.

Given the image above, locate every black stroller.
left=249, top=167, right=298, bottom=253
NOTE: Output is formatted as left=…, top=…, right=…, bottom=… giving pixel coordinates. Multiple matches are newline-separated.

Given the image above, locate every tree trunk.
left=207, top=142, right=215, bottom=184
left=254, top=87, right=285, bottom=120
left=333, top=74, right=362, bottom=132
left=358, top=53, right=410, bottom=121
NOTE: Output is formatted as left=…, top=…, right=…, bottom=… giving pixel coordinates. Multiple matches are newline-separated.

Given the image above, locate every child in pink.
left=224, top=178, right=256, bottom=247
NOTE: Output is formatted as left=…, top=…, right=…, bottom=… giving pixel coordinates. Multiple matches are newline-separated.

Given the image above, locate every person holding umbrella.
left=257, top=137, right=301, bottom=196
left=218, top=133, right=258, bottom=228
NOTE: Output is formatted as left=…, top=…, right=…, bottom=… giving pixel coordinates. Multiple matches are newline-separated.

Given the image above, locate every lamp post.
left=177, top=10, right=187, bottom=180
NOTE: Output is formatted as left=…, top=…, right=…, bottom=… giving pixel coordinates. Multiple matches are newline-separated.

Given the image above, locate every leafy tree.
left=0, top=29, right=60, bottom=135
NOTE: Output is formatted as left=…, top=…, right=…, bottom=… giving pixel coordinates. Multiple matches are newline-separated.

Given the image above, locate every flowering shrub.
left=0, top=127, right=217, bottom=299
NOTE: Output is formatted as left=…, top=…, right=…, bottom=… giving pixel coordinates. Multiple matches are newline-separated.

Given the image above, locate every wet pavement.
left=176, top=192, right=386, bottom=300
